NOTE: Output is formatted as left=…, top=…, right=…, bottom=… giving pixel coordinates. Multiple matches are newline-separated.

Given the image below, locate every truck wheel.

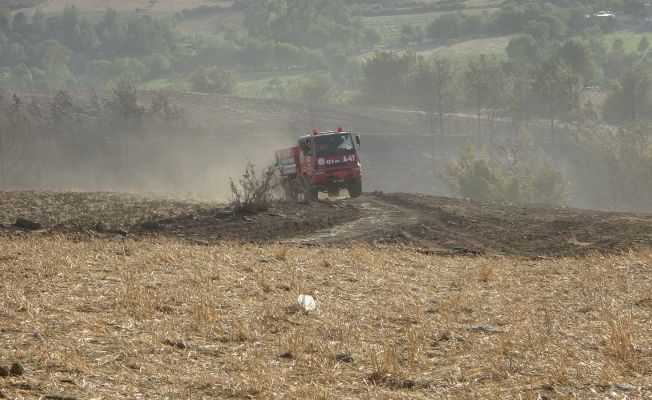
left=347, top=180, right=362, bottom=198
left=284, top=182, right=297, bottom=201
left=304, top=180, right=318, bottom=202
left=327, top=187, right=340, bottom=198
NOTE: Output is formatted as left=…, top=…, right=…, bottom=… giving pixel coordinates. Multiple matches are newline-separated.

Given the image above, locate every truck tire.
left=327, top=187, right=340, bottom=198
left=347, top=180, right=362, bottom=198
left=304, top=180, right=318, bottom=202
left=284, top=181, right=297, bottom=201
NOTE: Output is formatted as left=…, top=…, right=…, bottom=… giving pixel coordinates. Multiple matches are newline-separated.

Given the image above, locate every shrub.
left=106, top=74, right=145, bottom=124
left=229, top=162, right=279, bottom=214
left=443, top=138, right=569, bottom=205
left=190, top=66, right=237, bottom=94
left=443, top=142, right=508, bottom=202
left=578, top=121, right=652, bottom=212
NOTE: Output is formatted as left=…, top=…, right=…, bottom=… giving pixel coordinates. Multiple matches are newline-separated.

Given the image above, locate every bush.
left=106, top=74, right=145, bottom=124
left=190, top=66, right=236, bottom=94
left=578, top=121, right=652, bottom=212
left=443, top=139, right=569, bottom=205
left=443, top=142, right=510, bottom=202
left=229, top=162, right=279, bottom=214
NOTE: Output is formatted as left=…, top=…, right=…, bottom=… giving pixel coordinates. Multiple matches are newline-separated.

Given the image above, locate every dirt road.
left=1, top=191, right=650, bottom=257
left=294, top=193, right=652, bottom=257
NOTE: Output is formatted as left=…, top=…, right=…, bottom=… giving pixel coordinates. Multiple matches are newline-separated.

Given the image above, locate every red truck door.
left=298, top=137, right=315, bottom=181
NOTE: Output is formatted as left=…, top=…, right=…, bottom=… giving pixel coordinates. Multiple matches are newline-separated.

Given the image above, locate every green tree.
left=399, top=24, right=424, bottom=45
left=524, top=20, right=549, bottom=42
left=427, top=13, right=465, bottom=39
left=7, top=42, right=26, bottom=66
left=463, top=55, right=508, bottom=145
left=605, top=38, right=636, bottom=79
left=31, top=9, right=46, bottom=36
left=297, top=75, right=331, bottom=128
left=237, top=38, right=273, bottom=67
left=623, top=0, right=646, bottom=17
left=361, top=51, right=417, bottom=106
left=362, top=26, right=382, bottom=47
left=0, top=8, right=11, bottom=33
left=147, top=53, right=171, bottom=77
left=410, top=56, right=455, bottom=184
left=411, top=57, right=454, bottom=139
left=242, top=0, right=274, bottom=40
left=223, top=24, right=241, bottom=43
left=443, top=139, right=568, bottom=205
left=603, top=63, right=652, bottom=122
left=507, top=61, right=537, bottom=123
left=506, top=34, right=540, bottom=63
left=0, top=94, right=29, bottom=187
left=112, top=57, right=150, bottom=81
left=533, top=60, right=582, bottom=160
left=536, top=14, right=567, bottom=39
left=578, top=121, right=652, bottom=212
left=443, top=142, right=506, bottom=202
left=12, top=12, right=28, bottom=33
left=11, top=63, right=33, bottom=89
left=107, top=74, right=144, bottom=126
left=50, top=90, right=75, bottom=130
left=638, top=35, right=649, bottom=55
left=40, top=40, right=73, bottom=89
left=558, top=38, right=600, bottom=83
left=271, top=42, right=299, bottom=68
left=190, top=66, right=237, bottom=94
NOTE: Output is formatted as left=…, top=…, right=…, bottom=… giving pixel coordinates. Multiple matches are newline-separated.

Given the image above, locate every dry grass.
left=1, top=236, right=651, bottom=399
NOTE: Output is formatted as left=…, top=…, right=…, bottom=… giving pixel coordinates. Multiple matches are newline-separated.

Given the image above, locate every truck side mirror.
left=355, top=134, right=361, bottom=148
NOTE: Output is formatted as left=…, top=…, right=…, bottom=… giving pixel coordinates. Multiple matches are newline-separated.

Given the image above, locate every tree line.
left=0, top=3, right=365, bottom=92
left=0, top=82, right=193, bottom=190
left=357, top=48, right=652, bottom=211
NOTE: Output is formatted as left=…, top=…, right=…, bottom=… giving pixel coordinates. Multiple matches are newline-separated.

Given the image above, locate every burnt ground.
left=1, top=191, right=650, bottom=257
left=295, top=193, right=652, bottom=258
left=0, top=191, right=360, bottom=244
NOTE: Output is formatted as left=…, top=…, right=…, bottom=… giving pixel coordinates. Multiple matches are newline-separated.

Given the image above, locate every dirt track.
left=295, top=193, right=652, bottom=257
left=1, top=191, right=650, bottom=258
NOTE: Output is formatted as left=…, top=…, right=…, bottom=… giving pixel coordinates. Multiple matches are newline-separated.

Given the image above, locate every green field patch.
left=142, top=78, right=179, bottom=90
left=359, top=35, right=509, bottom=63
left=418, top=35, right=509, bottom=60
left=363, top=7, right=499, bottom=45
left=237, top=70, right=329, bottom=98
left=605, top=31, right=652, bottom=53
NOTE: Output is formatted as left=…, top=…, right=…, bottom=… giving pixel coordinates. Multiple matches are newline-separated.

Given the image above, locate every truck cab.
left=276, top=127, right=362, bottom=201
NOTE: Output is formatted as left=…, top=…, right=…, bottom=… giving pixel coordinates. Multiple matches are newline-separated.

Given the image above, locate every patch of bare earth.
left=2, top=191, right=650, bottom=258
left=0, top=191, right=361, bottom=244
left=0, top=239, right=651, bottom=399
left=293, top=193, right=652, bottom=258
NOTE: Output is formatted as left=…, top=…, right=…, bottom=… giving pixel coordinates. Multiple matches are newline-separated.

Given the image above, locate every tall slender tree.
left=603, top=63, right=652, bottom=123
left=533, top=60, right=581, bottom=161
left=410, top=56, right=455, bottom=184
left=463, top=55, right=508, bottom=146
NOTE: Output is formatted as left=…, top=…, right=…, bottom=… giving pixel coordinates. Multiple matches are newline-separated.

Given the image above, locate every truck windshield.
left=314, top=133, right=354, bottom=156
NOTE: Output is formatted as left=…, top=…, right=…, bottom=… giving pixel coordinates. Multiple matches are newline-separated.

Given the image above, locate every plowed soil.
left=1, top=191, right=650, bottom=257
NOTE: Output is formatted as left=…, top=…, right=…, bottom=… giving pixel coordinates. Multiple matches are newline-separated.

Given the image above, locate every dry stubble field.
left=1, top=238, right=651, bottom=399
left=0, top=192, right=651, bottom=399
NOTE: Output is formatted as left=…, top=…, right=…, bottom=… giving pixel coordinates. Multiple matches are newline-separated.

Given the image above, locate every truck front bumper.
left=312, top=167, right=361, bottom=186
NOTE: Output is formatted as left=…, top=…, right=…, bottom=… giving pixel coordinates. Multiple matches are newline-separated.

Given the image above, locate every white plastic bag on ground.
left=297, top=294, right=316, bottom=311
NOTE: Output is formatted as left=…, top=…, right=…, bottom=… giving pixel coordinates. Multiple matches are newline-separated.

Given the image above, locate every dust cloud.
left=0, top=91, right=297, bottom=200
left=1, top=91, right=650, bottom=213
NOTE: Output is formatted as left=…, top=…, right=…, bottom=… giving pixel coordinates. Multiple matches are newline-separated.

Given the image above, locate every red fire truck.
left=275, top=127, right=362, bottom=201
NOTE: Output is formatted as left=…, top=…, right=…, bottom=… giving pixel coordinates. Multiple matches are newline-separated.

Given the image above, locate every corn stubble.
left=0, top=237, right=651, bottom=399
